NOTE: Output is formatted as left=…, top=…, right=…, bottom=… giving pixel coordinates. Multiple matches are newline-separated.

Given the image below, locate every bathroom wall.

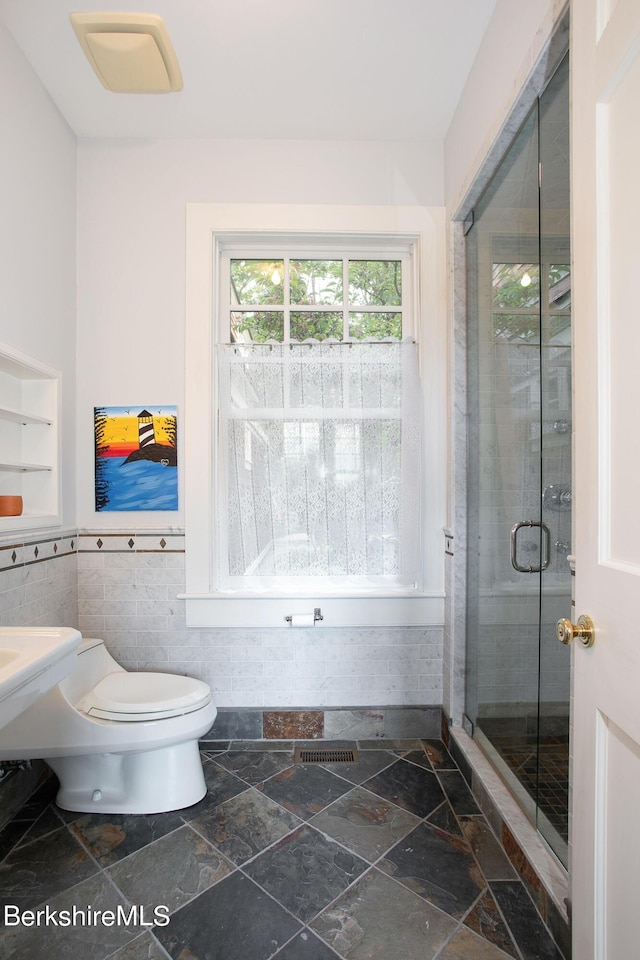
left=74, top=137, right=444, bottom=530
left=0, top=24, right=78, bottom=823
left=76, top=534, right=443, bottom=709
left=0, top=23, right=77, bottom=526
left=0, top=16, right=448, bottom=712
left=444, top=0, right=569, bottom=219
left=0, top=531, right=442, bottom=719
left=70, top=135, right=448, bottom=708
left=0, top=533, right=77, bottom=629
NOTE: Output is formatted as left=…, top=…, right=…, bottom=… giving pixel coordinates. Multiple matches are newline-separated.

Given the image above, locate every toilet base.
left=47, top=739, right=207, bottom=814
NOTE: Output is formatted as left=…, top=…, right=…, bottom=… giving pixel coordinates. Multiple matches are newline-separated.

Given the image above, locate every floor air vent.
left=294, top=747, right=358, bottom=765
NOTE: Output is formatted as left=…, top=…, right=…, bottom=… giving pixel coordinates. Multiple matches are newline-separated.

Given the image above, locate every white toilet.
left=0, top=638, right=217, bottom=814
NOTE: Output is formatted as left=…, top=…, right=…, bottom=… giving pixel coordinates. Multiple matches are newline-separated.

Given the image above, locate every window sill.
left=178, top=593, right=444, bottom=628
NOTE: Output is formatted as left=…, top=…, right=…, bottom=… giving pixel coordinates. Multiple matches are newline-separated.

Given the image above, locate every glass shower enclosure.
left=464, top=55, right=571, bottom=865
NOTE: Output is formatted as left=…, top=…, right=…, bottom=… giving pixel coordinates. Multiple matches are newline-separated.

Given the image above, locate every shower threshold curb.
left=449, top=726, right=570, bottom=943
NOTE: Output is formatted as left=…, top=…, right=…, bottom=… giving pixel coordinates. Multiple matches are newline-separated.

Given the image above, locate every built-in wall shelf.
left=0, top=342, right=61, bottom=531
left=0, top=406, right=53, bottom=427
left=0, top=461, right=53, bottom=473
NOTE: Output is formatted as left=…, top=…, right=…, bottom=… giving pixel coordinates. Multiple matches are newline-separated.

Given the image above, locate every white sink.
left=0, top=627, right=81, bottom=730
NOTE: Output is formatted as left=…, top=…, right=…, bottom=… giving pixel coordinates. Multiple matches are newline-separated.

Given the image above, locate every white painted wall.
left=0, top=24, right=77, bottom=525
left=75, top=137, right=443, bottom=528
left=444, top=0, right=567, bottom=217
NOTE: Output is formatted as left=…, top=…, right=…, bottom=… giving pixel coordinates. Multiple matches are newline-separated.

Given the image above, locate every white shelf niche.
left=0, top=342, right=61, bottom=531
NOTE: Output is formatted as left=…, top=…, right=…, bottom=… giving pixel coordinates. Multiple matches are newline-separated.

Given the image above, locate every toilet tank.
left=59, top=638, right=125, bottom=705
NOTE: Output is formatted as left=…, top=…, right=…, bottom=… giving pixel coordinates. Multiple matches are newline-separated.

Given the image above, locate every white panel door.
left=571, top=1, right=640, bottom=957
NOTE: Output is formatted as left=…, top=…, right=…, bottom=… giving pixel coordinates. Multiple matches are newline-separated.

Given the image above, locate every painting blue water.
left=99, top=456, right=178, bottom=511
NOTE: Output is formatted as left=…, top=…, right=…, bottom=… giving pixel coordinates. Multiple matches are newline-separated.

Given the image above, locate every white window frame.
left=182, top=204, right=446, bottom=627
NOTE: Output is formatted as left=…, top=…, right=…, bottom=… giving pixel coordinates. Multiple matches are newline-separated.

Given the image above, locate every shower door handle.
left=510, top=520, right=551, bottom=573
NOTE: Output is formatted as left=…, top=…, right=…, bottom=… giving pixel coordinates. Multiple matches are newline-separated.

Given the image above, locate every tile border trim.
left=202, top=706, right=442, bottom=743
left=0, top=532, right=77, bottom=573
left=77, top=532, right=185, bottom=554
left=0, top=528, right=188, bottom=572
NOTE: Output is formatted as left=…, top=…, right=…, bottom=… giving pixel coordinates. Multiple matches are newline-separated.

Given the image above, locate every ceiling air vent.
left=70, top=12, right=183, bottom=93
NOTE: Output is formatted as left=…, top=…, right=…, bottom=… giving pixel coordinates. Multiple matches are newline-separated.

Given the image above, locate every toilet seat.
left=79, top=672, right=212, bottom=722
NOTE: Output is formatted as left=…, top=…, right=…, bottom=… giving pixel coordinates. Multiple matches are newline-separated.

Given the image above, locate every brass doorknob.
left=557, top=614, right=595, bottom=647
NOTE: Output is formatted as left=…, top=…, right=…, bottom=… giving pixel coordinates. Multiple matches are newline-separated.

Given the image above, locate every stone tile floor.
left=0, top=739, right=566, bottom=960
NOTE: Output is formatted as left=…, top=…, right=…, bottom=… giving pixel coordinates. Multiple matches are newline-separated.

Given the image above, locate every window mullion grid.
left=281, top=258, right=292, bottom=438
left=343, top=258, right=349, bottom=341
left=341, top=259, right=352, bottom=412
left=221, top=253, right=233, bottom=342
left=284, top=256, right=291, bottom=342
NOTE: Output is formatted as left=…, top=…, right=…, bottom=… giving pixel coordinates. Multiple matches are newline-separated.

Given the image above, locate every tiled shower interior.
left=478, top=716, right=569, bottom=846
left=462, top=52, right=571, bottom=864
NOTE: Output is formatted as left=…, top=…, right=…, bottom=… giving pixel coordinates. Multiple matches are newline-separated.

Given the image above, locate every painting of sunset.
left=94, top=406, right=178, bottom=511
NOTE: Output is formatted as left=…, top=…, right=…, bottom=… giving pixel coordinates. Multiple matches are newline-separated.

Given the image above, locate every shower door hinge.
left=539, top=161, right=543, bottom=187
left=463, top=210, right=475, bottom=236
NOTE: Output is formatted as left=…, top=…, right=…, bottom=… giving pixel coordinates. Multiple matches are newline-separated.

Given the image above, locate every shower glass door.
left=464, top=55, right=570, bottom=865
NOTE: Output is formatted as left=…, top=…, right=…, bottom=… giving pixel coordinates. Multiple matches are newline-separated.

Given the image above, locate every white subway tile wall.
left=0, top=534, right=77, bottom=628
left=0, top=530, right=444, bottom=708
left=74, top=534, right=443, bottom=709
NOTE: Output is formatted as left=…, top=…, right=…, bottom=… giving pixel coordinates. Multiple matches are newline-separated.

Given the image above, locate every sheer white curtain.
left=216, top=340, right=422, bottom=594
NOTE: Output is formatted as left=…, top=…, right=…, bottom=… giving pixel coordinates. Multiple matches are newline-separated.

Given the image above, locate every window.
left=490, top=238, right=571, bottom=345
left=183, top=204, right=446, bottom=627
left=216, top=248, right=420, bottom=596
left=227, top=257, right=403, bottom=343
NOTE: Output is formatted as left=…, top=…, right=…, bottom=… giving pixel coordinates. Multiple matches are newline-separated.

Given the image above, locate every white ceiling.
left=0, top=0, right=497, bottom=141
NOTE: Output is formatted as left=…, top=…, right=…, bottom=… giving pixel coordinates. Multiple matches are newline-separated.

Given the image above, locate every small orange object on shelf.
left=0, top=496, right=23, bottom=517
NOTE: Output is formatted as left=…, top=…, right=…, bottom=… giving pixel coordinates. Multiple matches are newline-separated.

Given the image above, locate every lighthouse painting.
left=94, top=406, right=178, bottom=511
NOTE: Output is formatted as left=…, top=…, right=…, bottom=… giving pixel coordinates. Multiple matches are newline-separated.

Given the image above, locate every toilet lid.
left=80, top=671, right=212, bottom=722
